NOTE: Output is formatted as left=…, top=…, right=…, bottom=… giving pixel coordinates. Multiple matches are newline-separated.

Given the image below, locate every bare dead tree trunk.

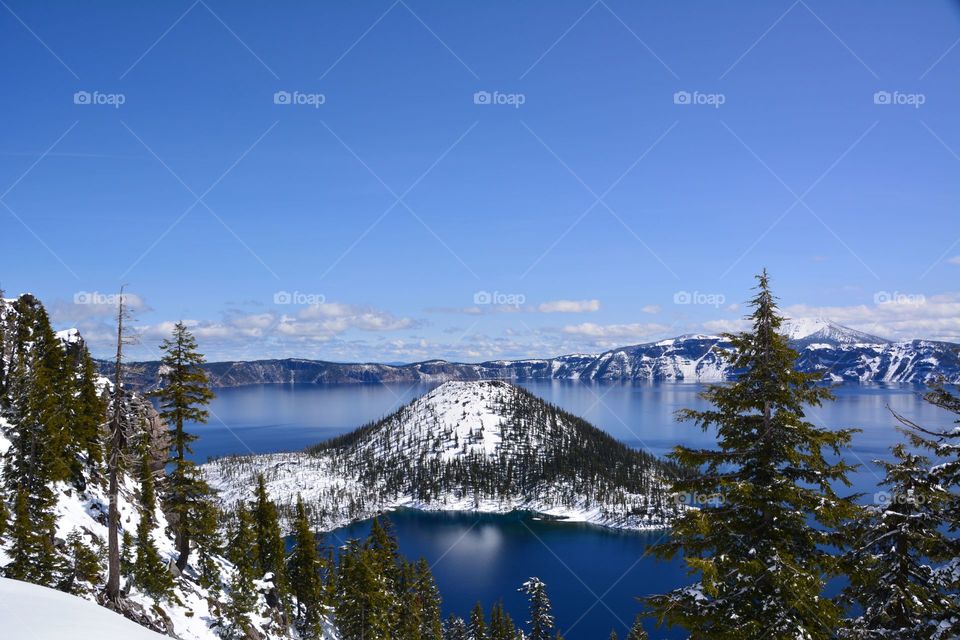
left=105, top=288, right=128, bottom=603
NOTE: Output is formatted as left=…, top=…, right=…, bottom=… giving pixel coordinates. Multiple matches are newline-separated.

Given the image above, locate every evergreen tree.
left=69, top=344, right=106, bottom=482
left=4, top=299, right=68, bottom=584
left=415, top=557, right=443, bottom=640
left=335, top=538, right=394, bottom=640
left=519, top=577, right=554, bottom=640
left=489, top=601, right=516, bottom=640
left=151, top=321, right=214, bottom=571
left=62, top=528, right=103, bottom=595
left=445, top=614, right=468, bottom=640
left=890, top=380, right=960, bottom=636
left=251, top=474, right=288, bottom=610
left=839, top=443, right=953, bottom=639
left=288, top=495, right=325, bottom=638
left=624, top=615, right=647, bottom=640
left=397, top=560, right=423, bottom=640
left=133, top=442, right=173, bottom=599
left=192, top=497, right=223, bottom=595
left=646, top=270, right=860, bottom=639
left=609, top=631, right=618, bottom=640
left=0, top=494, right=8, bottom=540
left=120, top=530, right=136, bottom=580
left=469, top=601, right=487, bottom=640
left=223, top=504, right=258, bottom=640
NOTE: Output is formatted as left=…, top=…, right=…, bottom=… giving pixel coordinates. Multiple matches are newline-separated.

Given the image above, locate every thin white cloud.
left=640, top=304, right=661, bottom=314
left=947, top=256, right=960, bottom=265
left=537, top=299, right=600, bottom=313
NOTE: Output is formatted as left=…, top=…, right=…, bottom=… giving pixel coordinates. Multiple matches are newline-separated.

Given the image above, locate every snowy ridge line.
left=202, top=380, right=683, bottom=533
left=101, top=320, right=960, bottom=389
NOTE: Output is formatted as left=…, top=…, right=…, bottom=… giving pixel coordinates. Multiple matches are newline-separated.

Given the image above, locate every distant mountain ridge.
left=203, top=380, right=682, bottom=531
left=99, top=319, right=960, bottom=388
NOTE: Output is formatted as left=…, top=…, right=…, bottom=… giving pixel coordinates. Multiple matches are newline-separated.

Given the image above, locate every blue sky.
left=2, top=0, right=959, bottom=361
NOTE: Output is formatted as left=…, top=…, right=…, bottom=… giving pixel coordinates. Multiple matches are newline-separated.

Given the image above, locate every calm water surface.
left=187, top=381, right=953, bottom=639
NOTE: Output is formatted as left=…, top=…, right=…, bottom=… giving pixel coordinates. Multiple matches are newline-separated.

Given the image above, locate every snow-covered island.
left=202, top=380, right=683, bottom=532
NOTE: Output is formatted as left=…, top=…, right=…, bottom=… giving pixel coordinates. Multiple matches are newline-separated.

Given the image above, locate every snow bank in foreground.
left=0, top=578, right=165, bottom=640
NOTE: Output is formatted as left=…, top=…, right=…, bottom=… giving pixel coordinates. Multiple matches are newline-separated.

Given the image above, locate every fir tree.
left=624, top=615, right=647, bottom=640
left=120, top=530, right=136, bottom=579
left=335, top=538, right=394, bottom=640
left=192, top=497, right=223, bottom=595
left=151, top=321, right=214, bottom=571
left=445, top=614, right=468, bottom=640
left=890, top=380, right=960, bottom=636
left=469, top=601, right=487, bottom=640
left=62, top=528, right=103, bottom=595
left=839, top=443, right=953, bottom=639
left=223, top=504, right=258, bottom=640
left=647, top=270, right=860, bottom=639
left=133, top=442, right=174, bottom=599
left=415, top=557, right=443, bottom=640
left=251, top=474, right=288, bottom=610
left=519, top=577, right=554, bottom=640
left=288, top=495, right=325, bottom=638
left=489, top=601, right=516, bottom=640
left=4, top=299, right=68, bottom=584
left=609, top=631, right=618, bottom=640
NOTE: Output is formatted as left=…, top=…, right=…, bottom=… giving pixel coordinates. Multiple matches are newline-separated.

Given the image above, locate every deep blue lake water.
left=187, top=381, right=952, bottom=639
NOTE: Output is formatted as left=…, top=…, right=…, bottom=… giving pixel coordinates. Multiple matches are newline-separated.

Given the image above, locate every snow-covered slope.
left=107, top=320, right=960, bottom=388
left=1, top=578, right=165, bottom=640
left=203, top=380, right=681, bottom=532
left=780, top=318, right=890, bottom=347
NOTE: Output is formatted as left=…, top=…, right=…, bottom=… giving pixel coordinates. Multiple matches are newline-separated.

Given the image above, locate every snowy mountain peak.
left=781, top=318, right=889, bottom=346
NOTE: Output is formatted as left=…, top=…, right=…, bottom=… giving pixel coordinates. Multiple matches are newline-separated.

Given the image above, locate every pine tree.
left=646, top=270, right=860, bottom=639
left=839, top=443, right=953, bottom=639
left=120, top=530, right=136, bottom=579
left=469, top=601, right=487, bottom=640
left=415, top=557, right=443, bottom=640
left=133, top=442, right=173, bottom=599
left=223, top=504, right=258, bottom=640
left=62, top=529, right=103, bottom=595
left=192, top=497, right=223, bottom=595
left=609, top=630, right=618, bottom=640
left=335, top=538, right=394, bottom=640
left=251, top=474, right=288, bottom=610
left=519, top=577, right=554, bottom=640
left=489, top=601, right=516, bottom=640
left=445, top=614, right=468, bottom=640
left=151, top=321, right=214, bottom=572
left=890, top=381, right=960, bottom=636
left=4, top=300, right=68, bottom=584
left=624, top=615, right=647, bottom=640
left=69, top=344, right=106, bottom=482
left=288, top=495, right=324, bottom=638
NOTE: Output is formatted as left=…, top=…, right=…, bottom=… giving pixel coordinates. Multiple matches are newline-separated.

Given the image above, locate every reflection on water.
left=327, top=509, right=688, bottom=640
